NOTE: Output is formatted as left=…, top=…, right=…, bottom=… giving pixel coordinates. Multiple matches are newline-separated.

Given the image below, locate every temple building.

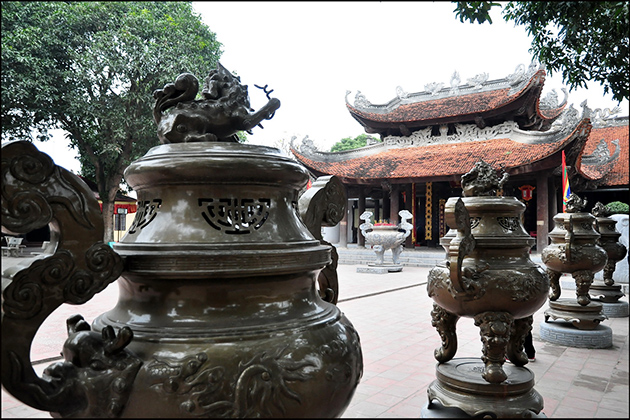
left=291, top=62, right=629, bottom=251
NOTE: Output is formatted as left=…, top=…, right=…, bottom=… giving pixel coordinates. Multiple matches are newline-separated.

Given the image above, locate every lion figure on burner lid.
left=152, top=62, right=281, bottom=143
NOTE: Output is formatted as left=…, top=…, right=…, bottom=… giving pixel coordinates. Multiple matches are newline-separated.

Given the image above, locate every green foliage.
left=1, top=1, right=222, bottom=241
left=452, top=1, right=629, bottom=103
left=606, top=201, right=630, bottom=214
left=330, top=134, right=379, bottom=152
left=236, top=131, right=248, bottom=143
left=454, top=1, right=501, bottom=24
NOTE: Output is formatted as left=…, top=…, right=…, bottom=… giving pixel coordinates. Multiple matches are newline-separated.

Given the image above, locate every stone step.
left=334, top=246, right=544, bottom=268
left=335, top=246, right=445, bottom=267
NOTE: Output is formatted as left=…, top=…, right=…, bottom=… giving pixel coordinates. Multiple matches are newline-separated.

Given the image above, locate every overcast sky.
left=35, top=1, right=629, bottom=173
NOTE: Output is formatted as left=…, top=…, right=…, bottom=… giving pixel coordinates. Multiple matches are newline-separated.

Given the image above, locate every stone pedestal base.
left=539, top=320, right=612, bottom=348
left=357, top=264, right=403, bottom=274
left=423, top=358, right=544, bottom=418
left=544, top=299, right=606, bottom=330
left=599, top=301, right=629, bottom=318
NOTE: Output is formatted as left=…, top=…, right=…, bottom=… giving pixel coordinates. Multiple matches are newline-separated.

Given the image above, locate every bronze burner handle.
left=447, top=198, right=476, bottom=293
left=298, top=175, right=347, bottom=304
left=563, top=214, right=574, bottom=262
left=1, top=141, right=124, bottom=415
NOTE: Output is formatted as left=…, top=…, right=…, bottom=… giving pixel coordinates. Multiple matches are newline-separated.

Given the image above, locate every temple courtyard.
left=1, top=248, right=628, bottom=418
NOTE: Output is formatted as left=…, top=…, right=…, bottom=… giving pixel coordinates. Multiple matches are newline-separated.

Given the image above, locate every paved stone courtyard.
left=2, top=249, right=628, bottom=418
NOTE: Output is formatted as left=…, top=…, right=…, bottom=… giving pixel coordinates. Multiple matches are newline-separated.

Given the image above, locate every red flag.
left=562, top=151, right=571, bottom=212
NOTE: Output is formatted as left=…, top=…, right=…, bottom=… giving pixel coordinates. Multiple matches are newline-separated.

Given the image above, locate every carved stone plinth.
left=599, top=301, right=629, bottom=318
left=590, top=281, right=625, bottom=303
left=368, top=263, right=403, bottom=272
left=540, top=320, right=612, bottom=348
left=544, top=299, right=607, bottom=330
left=356, top=266, right=388, bottom=274
left=424, top=358, right=544, bottom=418
left=356, top=264, right=403, bottom=274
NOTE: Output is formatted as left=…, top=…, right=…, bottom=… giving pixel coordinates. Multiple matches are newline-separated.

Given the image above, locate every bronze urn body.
left=1, top=65, right=362, bottom=417
left=425, top=161, right=548, bottom=418
left=541, top=193, right=608, bottom=329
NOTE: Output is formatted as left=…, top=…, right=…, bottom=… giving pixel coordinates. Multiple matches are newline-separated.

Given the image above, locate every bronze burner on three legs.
left=424, top=161, right=548, bottom=418
left=589, top=202, right=627, bottom=305
left=541, top=194, right=608, bottom=330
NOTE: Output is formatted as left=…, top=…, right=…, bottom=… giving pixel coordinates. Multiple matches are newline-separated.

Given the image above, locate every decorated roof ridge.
left=345, top=69, right=567, bottom=134
left=291, top=118, right=592, bottom=182
left=576, top=118, right=629, bottom=186
left=292, top=106, right=590, bottom=164
left=345, top=60, right=566, bottom=115
left=345, top=69, right=546, bottom=119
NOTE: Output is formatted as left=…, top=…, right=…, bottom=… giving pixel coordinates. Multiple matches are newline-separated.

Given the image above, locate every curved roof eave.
left=291, top=118, right=592, bottom=182
left=345, top=69, right=560, bottom=126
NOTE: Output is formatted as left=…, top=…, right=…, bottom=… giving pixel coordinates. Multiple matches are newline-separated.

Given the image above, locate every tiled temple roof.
left=292, top=119, right=592, bottom=182
left=293, top=60, right=627, bottom=190
left=345, top=63, right=567, bottom=136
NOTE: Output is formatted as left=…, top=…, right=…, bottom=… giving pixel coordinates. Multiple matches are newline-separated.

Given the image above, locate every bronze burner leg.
left=573, top=269, right=594, bottom=305
left=547, top=268, right=562, bottom=301
left=474, top=311, right=513, bottom=384
left=506, top=316, right=532, bottom=367
left=430, top=303, right=459, bottom=363
left=603, top=261, right=616, bottom=287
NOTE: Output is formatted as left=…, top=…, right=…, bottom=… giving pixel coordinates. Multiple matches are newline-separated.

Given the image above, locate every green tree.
left=2, top=1, right=222, bottom=242
left=606, top=201, right=629, bottom=214
left=453, top=1, right=629, bottom=103
left=330, top=134, right=378, bottom=152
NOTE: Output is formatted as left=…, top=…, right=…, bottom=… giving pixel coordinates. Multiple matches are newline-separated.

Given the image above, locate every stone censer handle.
left=1, top=141, right=125, bottom=416
left=447, top=198, right=476, bottom=294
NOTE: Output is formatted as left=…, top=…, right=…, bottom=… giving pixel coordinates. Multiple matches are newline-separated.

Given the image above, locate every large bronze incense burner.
left=1, top=64, right=362, bottom=418
left=541, top=193, right=608, bottom=329
left=424, top=160, right=548, bottom=418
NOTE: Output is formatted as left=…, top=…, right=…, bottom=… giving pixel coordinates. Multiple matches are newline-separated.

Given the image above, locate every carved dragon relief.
left=1, top=141, right=126, bottom=416
left=144, top=330, right=362, bottom=418
left=147, top=346, right=316, bottom=417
